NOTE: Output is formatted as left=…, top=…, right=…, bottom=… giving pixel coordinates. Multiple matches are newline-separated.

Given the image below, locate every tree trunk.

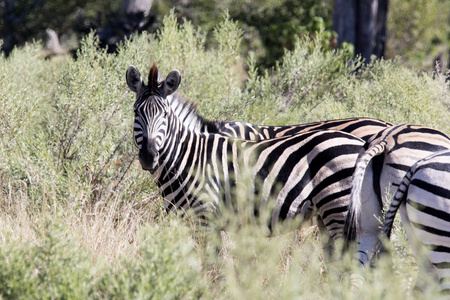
left=356, top=0, right=378, bottom=62
left=332, top=0, right=357, bottom=47
left=333, top=0, right=388, bottom=63
left=373, top=0, right=388, bottom=58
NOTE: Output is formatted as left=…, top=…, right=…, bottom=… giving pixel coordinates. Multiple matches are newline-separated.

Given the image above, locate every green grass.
left=1, top=11, right=450, bottom=299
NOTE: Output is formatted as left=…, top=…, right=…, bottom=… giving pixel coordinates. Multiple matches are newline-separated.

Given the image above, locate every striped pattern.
left=221, top=118, right=391, bottom=142
left=127, top=64, right=365, bottom=242
left=158, top=129, right=362, bottom=236
left=344, top=124, right=450, bottom=267
left=382, top=150, right=450, bottom=293
left=166, top=91, right=392, bottom=142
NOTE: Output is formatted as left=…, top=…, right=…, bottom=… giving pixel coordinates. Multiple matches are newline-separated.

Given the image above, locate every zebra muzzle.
left=138, top=136, right=159, bottom=172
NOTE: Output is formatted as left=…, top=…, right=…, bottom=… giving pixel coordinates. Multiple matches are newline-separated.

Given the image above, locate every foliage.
left=153, top=0, right=334, bottom=69
left=96, top=220, right=207, bottom=299
left=3, top=0, right=450, bottom=71
left=0, top=222, right=94, bottom=299
left=0, top=0, right=123, bottom=54
left=1, top=13, right=450, bottom=299
left=0, top=217, right=206, bottom=299
left=386, top=0, right=450, bottom=70
left=228, top=0, right=334, bottom=69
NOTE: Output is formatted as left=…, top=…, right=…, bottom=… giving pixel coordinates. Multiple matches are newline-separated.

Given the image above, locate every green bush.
left=387, top=0, right=450, bottom=70
left=0, top=222, right=94, bottom=299
left=96, top=220, right=207, bottom=299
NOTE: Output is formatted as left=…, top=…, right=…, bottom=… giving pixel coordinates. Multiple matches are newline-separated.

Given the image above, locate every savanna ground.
left=1, top=12, right=450, bottom=299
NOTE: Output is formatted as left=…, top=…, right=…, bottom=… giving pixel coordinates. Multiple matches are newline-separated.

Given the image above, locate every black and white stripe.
left=166, top=90, right=392, bottom=142
left=221, top=118, right=392, bottom=142
left=126, top=63, right=365, bottom=242
left=345, top=124, right=450, bottom=267
left=382, top=149, right=450, bottom=293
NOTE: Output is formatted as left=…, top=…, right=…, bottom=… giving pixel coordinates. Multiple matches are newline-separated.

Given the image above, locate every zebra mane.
left=148, top=62, right=159, bottom=93
left=167, top=92, right=223, bottom=134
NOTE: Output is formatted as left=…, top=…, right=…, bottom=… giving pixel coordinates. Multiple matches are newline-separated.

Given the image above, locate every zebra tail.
left=344, top=141, right=387, bottom=249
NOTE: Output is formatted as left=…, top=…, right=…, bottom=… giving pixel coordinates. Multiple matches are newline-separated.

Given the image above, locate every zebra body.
left=345, top=124, right=450, bottom=267
left=156, top=128, right=362, bottom=235
left=127, top=63, right=365, bottom=240
left=382, top=149, right=450, bottom=293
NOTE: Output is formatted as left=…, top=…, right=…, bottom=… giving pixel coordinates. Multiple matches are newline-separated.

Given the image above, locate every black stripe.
left=408, top=198, right=450, bottom=223
left=434, top=261, right=450, bottom=269
left=410, top=221, right=450, bottom=237
left=339, top=119, right=384, bottom=134
left=315, top=188, right=351, bottom=209
left=386, top=163, right=411, bottom=172
left=391, top=140, right=448, bottom=153
left=309, top=168, right=354, bottom=204
left=278, top=144, right=358, bottom=220
left=325, top=219, right=345, bottom=226
left=205, top=135, right=215, bottom=162
left=432, top=245, right=450, bottom=253
left=418, top=161, right=450, bottom=172
left=410, top=178, right=450, bottom=208
left=255, top=130, right=320, bottom=183
left=322, top=205, right=348, bottom=222
left=372, top=154, right=384, bottom=205
left=409, top=126, right=449, bottom=139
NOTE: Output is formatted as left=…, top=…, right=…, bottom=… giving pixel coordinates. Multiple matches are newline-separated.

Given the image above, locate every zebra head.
left=126, top=62, right=181, bottom=172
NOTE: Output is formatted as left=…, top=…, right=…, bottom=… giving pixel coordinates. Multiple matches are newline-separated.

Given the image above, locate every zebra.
left=126, top=62, right=366, bottom=246
left=381, top=149, right=450, bottom=293
left=158, top=71, right=393, bottom=223
left=162, top=74, right=392, bottom=259
left=344, top=124, right=450, bottom=268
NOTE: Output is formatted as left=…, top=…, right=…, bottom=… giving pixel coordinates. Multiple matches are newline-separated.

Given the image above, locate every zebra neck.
left=167, top=93, right=224, bottom=134
left=156, top=130, right=220, bottom=213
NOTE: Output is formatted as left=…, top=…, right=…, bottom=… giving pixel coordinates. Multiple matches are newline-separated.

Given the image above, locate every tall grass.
left=1, top=11, right=449, bottom=299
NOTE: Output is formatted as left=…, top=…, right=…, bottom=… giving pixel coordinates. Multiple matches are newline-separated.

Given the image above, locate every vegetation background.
left=1, top=1, right=450, bottom=299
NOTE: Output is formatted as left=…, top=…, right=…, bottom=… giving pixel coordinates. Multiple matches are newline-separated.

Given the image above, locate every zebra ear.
left=162, top=70, right=181, bottom=96
left=126, top=65, right=144, bottom=94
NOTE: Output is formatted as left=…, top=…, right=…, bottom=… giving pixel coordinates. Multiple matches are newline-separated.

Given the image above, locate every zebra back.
left=222, top=118, right=392, bottom=142
left=166, top=90, right=392, bottom=142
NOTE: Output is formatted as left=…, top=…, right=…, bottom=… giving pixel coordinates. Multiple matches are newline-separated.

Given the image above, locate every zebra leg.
left=399, top=205, right=438, bottom=293
left=315, top=215, right=335, bottom=262
left=356, top=166, right=382, bottom=267
left=348, top=167, right=382, bottom=290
